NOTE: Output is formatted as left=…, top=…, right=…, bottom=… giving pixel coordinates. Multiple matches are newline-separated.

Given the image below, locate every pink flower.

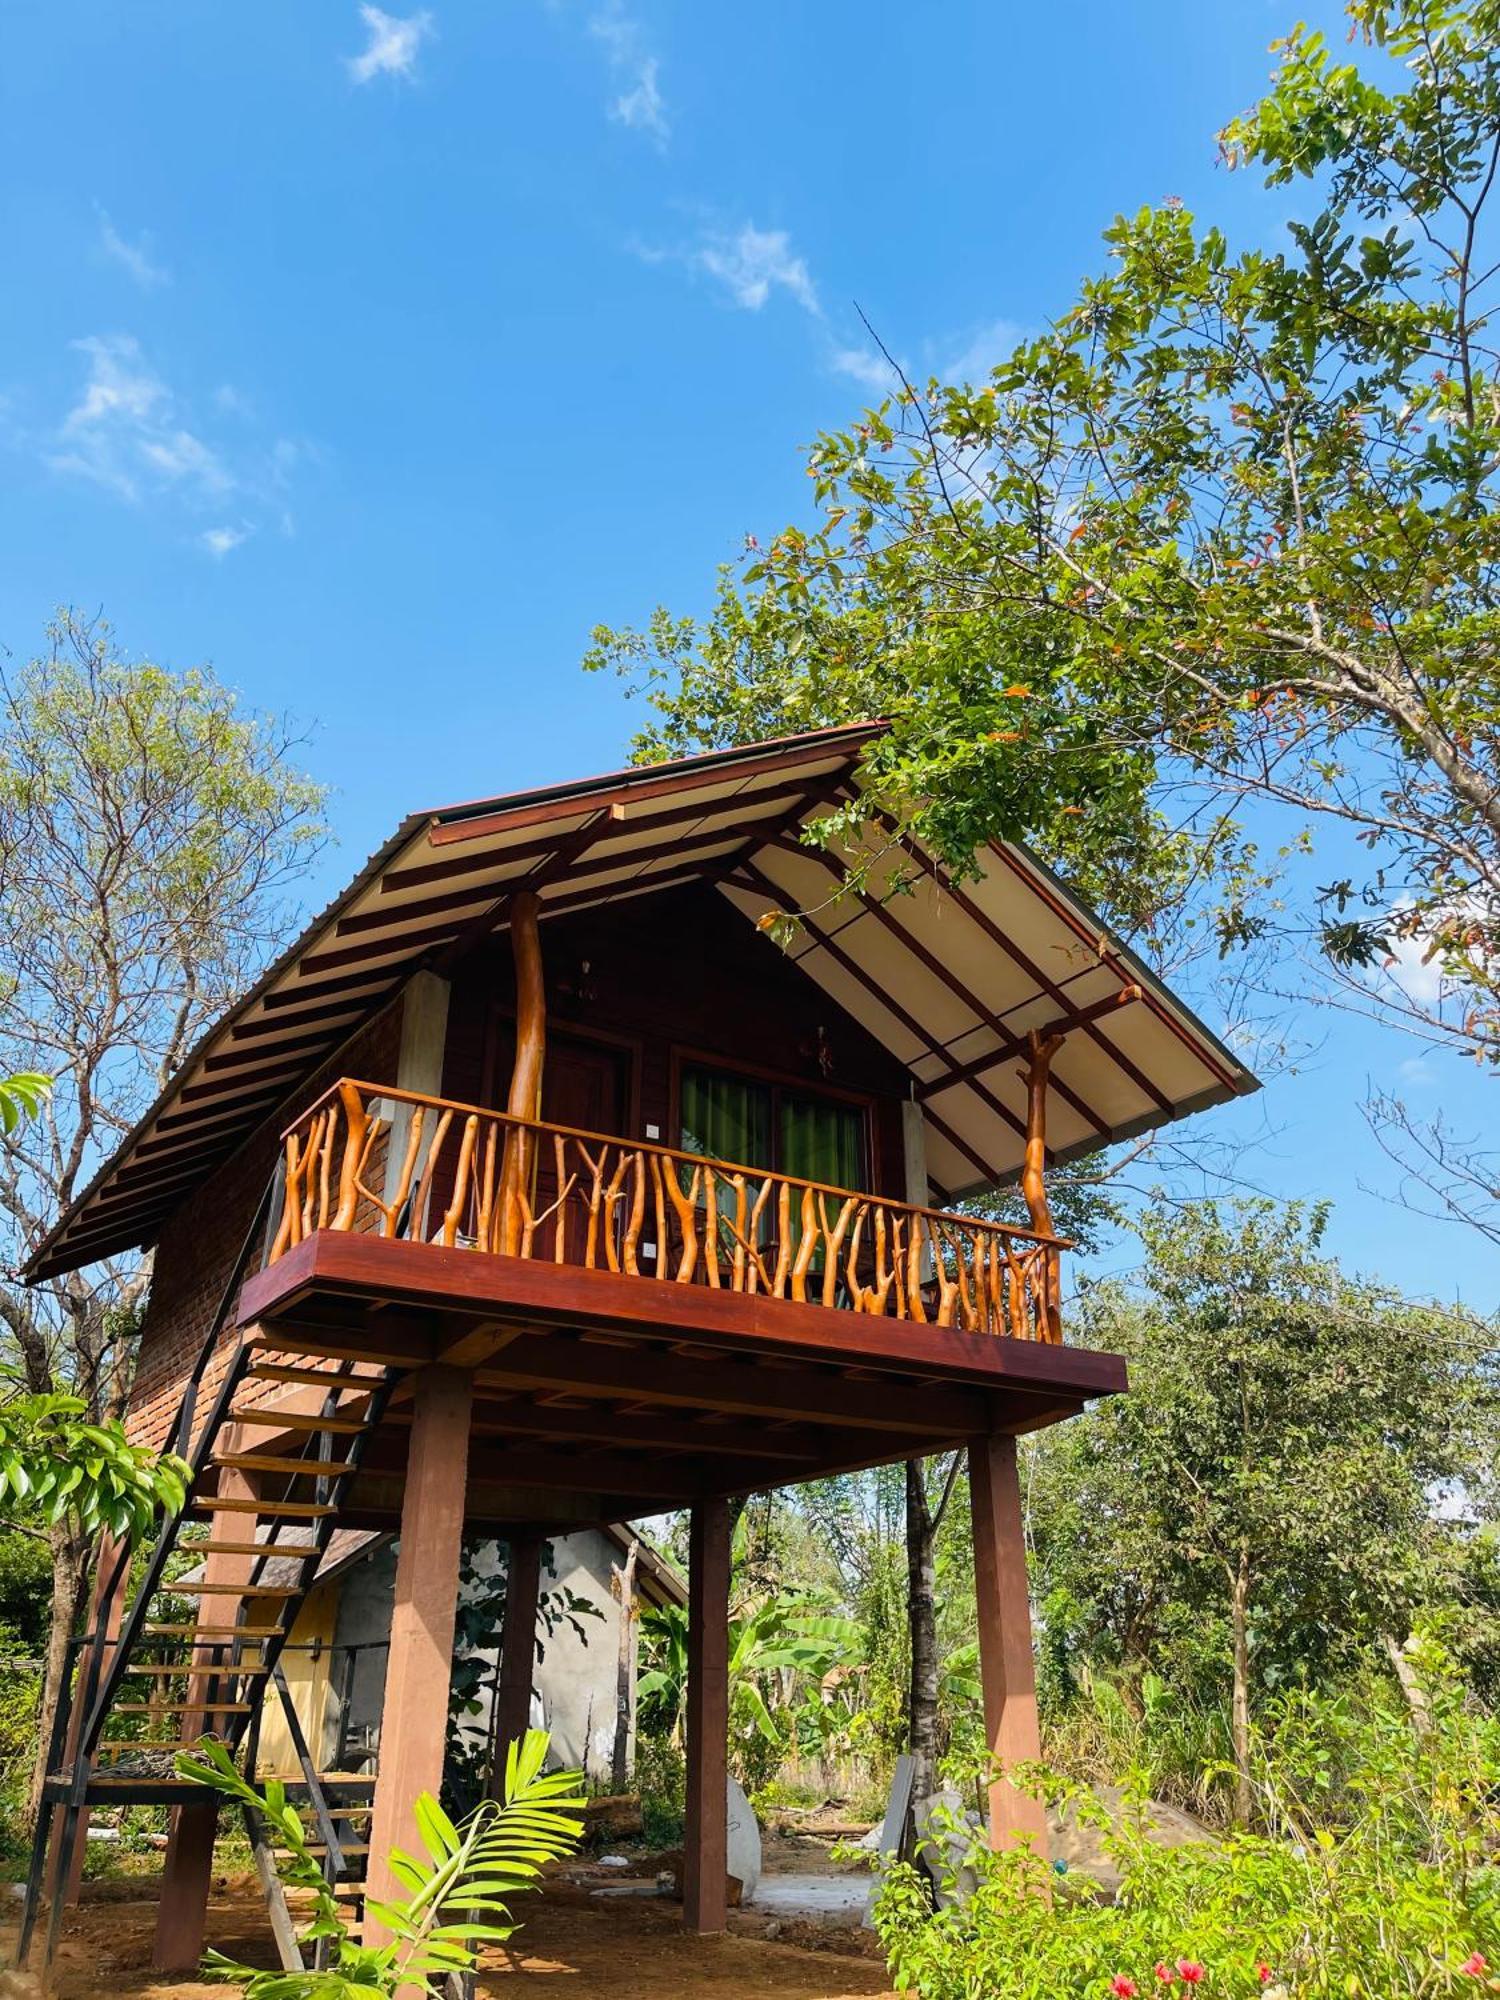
left=1153, top=1967, right=1174, bottom=1986
left=1461, top=1953, right=1487, bottom=1977
left=1177, top=1966, right=1205, bottom=1987
left=1256, top=1968, right=1272, bottom=1985
left=1110, top=1981, right=1139, bottom=1998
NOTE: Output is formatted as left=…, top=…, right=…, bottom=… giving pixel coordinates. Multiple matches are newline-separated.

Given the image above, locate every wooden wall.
left=440, top=883, right=911, bottom=1195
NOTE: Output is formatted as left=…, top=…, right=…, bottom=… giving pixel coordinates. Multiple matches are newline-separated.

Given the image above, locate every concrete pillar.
left=488, top=1529, right=542, bottom=1799
left=682, top=1496, right=730, bottom=1934
left=363, top=1365, right=473, bottom=1938
left=968, top=1433, right=1048, bottom=1856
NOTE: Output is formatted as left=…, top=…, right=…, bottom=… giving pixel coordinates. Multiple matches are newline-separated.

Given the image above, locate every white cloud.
left=96, top=209, right=169, bottom=289
left=49, top=335, right=227, bottom=502
left=588, top=3, right=668, bottom=143
left=200, top=524, right=251, bottom=559
left=831, top=345, right=895, bottom=391
left=43, top=335, right=301, bottom=536
left=681, top=223, right=820, bottom=315
left=1398, top=1054, right=1435, bottom=1085
left=945, top=317, right=1026, bottom=384
left=346, top=5, right=432, bottom=83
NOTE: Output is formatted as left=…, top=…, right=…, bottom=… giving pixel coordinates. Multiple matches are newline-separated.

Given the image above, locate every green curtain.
left=779, top=1091, right=863, bottom=1190
left=680, top=1066, right=772, bottom=1170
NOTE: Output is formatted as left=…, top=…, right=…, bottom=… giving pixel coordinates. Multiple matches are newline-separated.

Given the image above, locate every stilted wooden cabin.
left=19, top=721, right=1255, bottom=1974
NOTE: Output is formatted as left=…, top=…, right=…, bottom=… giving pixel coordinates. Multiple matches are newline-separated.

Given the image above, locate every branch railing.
left=266, top=1079, right=1065, bottom=1342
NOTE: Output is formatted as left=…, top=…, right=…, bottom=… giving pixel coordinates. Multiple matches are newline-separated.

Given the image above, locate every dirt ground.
left=0, top=1865, right=895, bottom=2000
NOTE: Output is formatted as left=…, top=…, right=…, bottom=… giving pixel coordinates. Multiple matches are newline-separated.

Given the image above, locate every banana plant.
left=179, top=1728, right=584, bottom=1997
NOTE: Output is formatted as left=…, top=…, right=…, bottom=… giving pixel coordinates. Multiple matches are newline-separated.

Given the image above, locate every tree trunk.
left=906, top=1458, right=939, bottom=1804
left=1229, top=1544, right=1253, bottom=1829
left=611, top=1539, right=639, bottom=1793
left=28, top=1523, right=90, bottom=1824
left=1382, top=1631, right=1433, bottom=1737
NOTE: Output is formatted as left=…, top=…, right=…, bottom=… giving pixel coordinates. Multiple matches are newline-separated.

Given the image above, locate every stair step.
left=169, top=1581, right=305, bottom=1597
left=190, top=1497, right=336, bottom=1518
left=229, top=1409, right=368, bottom=1433
left=145, top=1624, right=285, bottom=1639
left=245, top=1364, right=382, bottom=1392
left=122, top=1662, right=272, bottom=1677
left=196, top=1540, right=319, bottom=1558
left=302, top=1842, right=371, bottom=1857
left=114, top=1701, right=254, bottom=1715
left=215, top=1453, right=357, bottom=1478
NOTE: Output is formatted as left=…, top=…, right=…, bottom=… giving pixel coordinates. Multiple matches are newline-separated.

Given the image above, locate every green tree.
left=0, top=611, right=325, bottom=1817
left=1029, top=1199, right=1495, bottom=1822
left=588, top=0, right=1500, bottom=1212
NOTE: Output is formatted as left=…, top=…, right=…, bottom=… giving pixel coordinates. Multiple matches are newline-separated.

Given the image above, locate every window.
left=679, top=1063, right=865, bottom=1190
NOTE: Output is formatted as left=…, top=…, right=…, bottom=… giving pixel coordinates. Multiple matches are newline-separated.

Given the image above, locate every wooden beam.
left=683, top=1496, right=730, bottom=1933
left=445, top=1396, right=835, bottom=1462
left=380, top=777, right=843, bottom=897
left=239, top=1233, right=1127, bottom=1408
left=969, top=1433, right=1048, bottom=1858
left=914, top=988, right=1143, bottom=1102
left=731, top=860, right=1014, bottom=1177
left=426, top=734, right=871, bottom=848
left=364, top=1366, right=474, bottom=1942
left=887, top=827, right=1175, bottom=1115
left=761, top=836, right=1111, bottom=1143
left=488, top=1529, right=542, bottom=1798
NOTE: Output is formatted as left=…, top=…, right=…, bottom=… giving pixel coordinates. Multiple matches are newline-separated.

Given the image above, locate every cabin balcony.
left=234, top=1079, right=1123, bottom=1520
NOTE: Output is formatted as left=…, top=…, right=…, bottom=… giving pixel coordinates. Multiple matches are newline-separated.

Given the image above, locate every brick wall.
left=125, top=998, right=405, bottom=1451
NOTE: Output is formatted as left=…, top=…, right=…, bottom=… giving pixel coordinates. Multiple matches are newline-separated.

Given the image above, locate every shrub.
left=872, top=1641, right=1500, bottom=1998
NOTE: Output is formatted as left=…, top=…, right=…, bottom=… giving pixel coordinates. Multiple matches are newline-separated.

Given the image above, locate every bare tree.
left=0, top=611, right=326, bottom=1813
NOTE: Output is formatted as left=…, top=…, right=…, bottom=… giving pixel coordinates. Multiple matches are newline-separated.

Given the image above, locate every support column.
left=48, top=1529, right=131, bottom=1907
left=682, top=1496, right=730, bottom=1934
left=488, top=1529, right=542, bottom=1798
left=968, top=1433, right=1048, bottom=1857
left=364, top=1365, right=474, bottom=1938
left=498, top=890, right=545, bottom=1255
left=154, top=1468, right=260, bottom=1971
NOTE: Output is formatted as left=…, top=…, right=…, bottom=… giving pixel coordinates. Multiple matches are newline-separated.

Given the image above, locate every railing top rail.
left=285, top=1076, right=1072, bottom=1250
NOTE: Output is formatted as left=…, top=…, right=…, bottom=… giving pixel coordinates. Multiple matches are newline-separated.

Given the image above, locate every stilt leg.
left=682, top=1496, right=729, bottom=1934
left=153, top=1468, right=259, bottom=1972
left=363, top=1365, right=474, bottom=1942
left=968, top=1433, right=1048, bottom=1856
left=489, top=1528, right=542, bottom=1798
left=48, top=1529, right=132, bottom=1908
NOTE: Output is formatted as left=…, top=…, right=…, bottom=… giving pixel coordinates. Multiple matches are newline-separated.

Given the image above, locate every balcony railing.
left=265, top=1079, right=1065, bottom=1343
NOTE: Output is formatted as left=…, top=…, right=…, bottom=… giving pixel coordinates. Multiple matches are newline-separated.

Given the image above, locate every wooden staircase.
left=19, top=1186, right=402, bottom=1971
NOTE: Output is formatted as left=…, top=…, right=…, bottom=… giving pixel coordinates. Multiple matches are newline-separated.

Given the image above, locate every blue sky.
left=1, top=0, right=1495, bottom=1308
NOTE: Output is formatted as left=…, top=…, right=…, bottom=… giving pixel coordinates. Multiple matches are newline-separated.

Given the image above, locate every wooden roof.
left=27, top=721, right=1255, bottom=1280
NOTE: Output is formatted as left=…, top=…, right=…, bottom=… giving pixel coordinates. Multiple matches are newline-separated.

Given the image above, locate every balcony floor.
left=236, top=1230, right=1126, bottom=1525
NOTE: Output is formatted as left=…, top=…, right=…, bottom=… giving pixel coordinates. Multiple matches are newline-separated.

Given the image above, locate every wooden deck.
left=236, top=1227, right=1126, bottom=1524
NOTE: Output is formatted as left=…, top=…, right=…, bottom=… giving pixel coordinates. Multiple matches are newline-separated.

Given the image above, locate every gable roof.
left=26, top=721, right=1255, bottom=1280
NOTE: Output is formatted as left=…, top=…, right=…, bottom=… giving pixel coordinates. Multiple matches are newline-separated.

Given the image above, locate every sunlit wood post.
left=1020, top=1029, right=1065, bottom=1341
left=364, top=1365, right=474, bottom=1943
left=683, top=1495, right=730, bottom=1933
left=498, top=890, right=545, bottom=1255
left=969, top=1431, right=1048, bottom=1859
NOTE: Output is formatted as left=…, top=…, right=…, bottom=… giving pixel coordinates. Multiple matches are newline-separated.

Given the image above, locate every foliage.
left=442, top=1535, right=603, bottom=1816
left=634, top=1734, right=686, bottom=1848
left=873, top=1640, right=1500, bottom=1998
left=637, top=1588, right=861, bottom=1788
left=589, top=0, right=1500, bottom=1086
left=0, top=612, right=326, bottom=1822
left=0, top=1075, right=50, bottom=1137
left=0, top=1391, right=190, bottom=1543
left=179, top=1728, right=584, bottom=1997
left=1029, top=1197, right=1495, bottom=1816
